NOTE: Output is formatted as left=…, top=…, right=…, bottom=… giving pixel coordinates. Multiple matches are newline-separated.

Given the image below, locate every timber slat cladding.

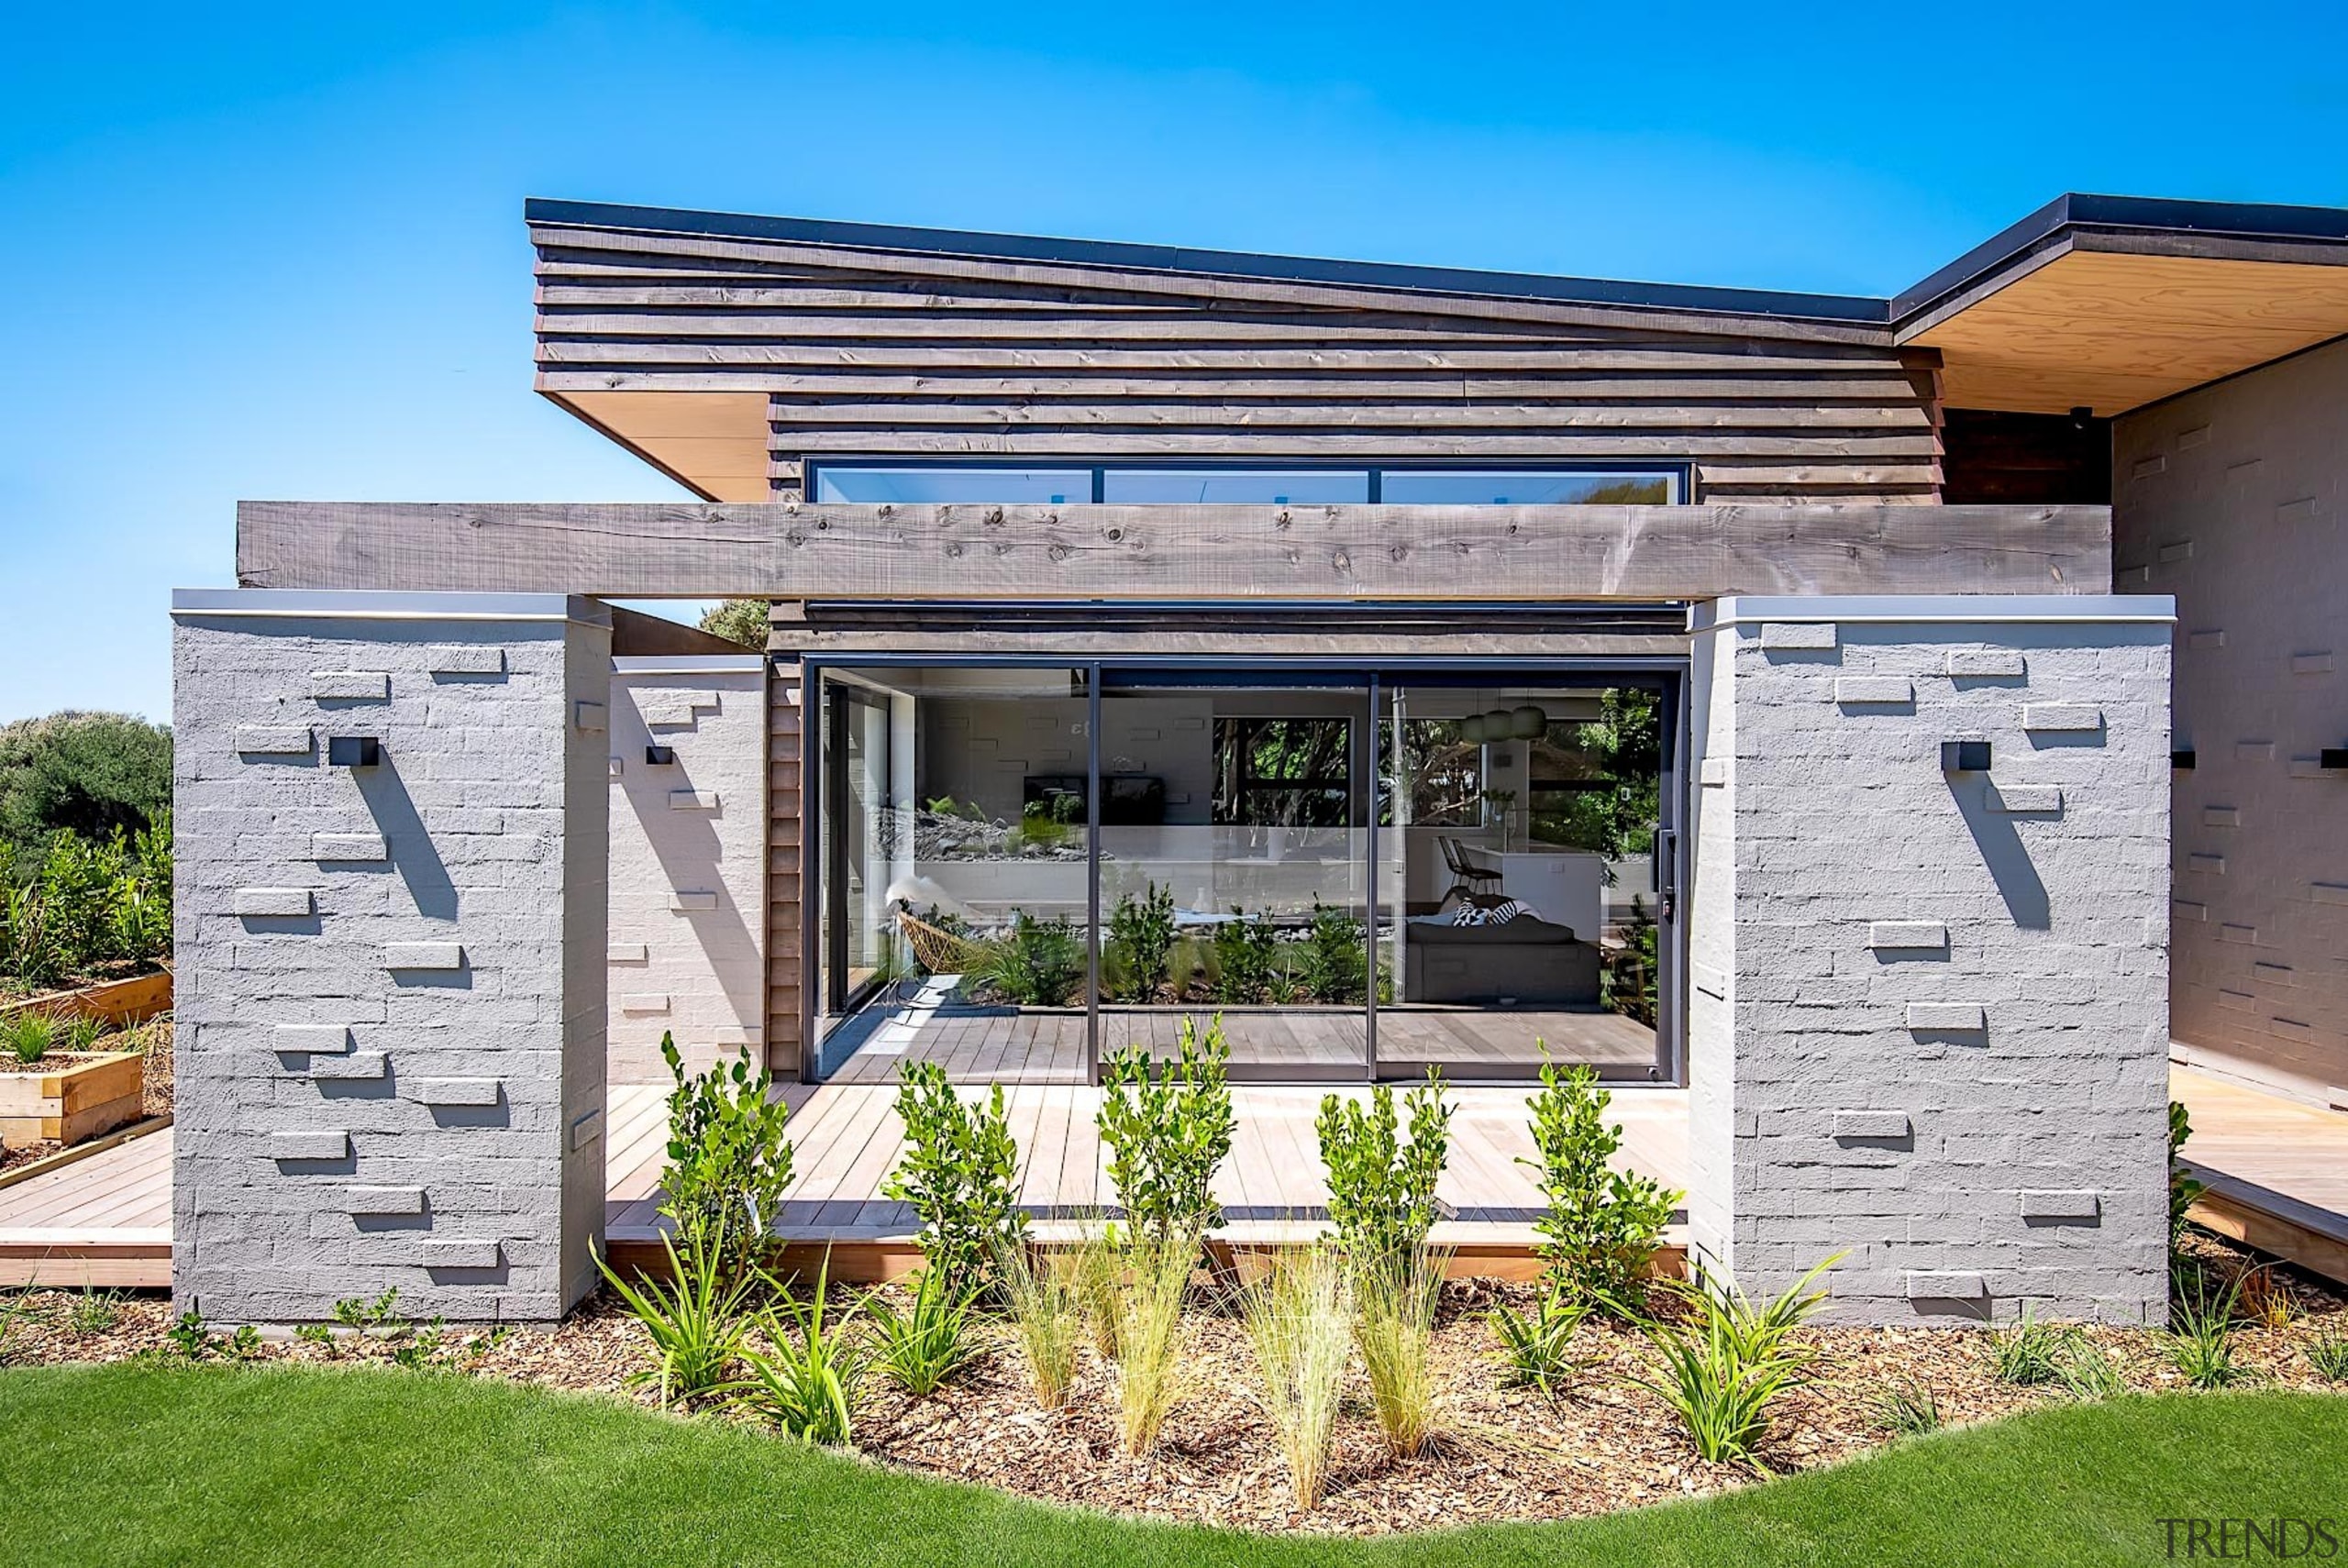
left=527, top=220, right=1943, bottom=503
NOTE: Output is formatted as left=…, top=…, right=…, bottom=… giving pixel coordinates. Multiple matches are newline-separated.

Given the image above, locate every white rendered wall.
left=171, top=591, right=611, bottom=1323
left=1686, top=595, right=2175, bottom=1324
left=607, top=657, right=769, bottom=1083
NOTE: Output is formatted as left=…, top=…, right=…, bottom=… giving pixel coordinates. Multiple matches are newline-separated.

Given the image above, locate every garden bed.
left=0, top=966, right=172, bottom=1025
left=0, top=1017, right=171, bottom=1171
left=0, top=1231, right=2342, bottom=1536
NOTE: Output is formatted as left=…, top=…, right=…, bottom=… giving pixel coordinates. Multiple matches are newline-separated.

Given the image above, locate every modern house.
left=172, top=193, right=2348, bottom=1328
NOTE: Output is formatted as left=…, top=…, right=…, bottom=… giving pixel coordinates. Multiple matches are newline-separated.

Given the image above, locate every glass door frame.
left=799, top=653, right=1689, bottom=1087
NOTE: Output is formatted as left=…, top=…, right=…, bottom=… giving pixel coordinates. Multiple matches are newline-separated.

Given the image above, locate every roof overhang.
left=1892, top=193, right=2348, bottom=415
left=541, top=389, right=771, bottom=502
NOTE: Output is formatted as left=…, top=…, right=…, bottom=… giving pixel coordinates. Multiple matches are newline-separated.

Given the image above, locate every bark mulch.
left=2, top=1230, right=2342, bottom=1537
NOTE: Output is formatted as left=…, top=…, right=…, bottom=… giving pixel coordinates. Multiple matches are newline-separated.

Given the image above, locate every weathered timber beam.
left=235, top=502, right=2110, bottom=601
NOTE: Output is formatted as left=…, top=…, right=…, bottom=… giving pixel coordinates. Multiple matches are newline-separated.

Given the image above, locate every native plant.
left=1237, top=1247, right=1353, bottom=1510
left=734, top=1256, right=867, bottom=1445
left=1212, top=911, right=1279, bottom=1004
left=1105, top=881, right=1178, bottom=1003
left=1873, top=1375, right=1943, bottom=1437
left=658, top=1035, right=795, bottom=1280
left=992, top=1239, right=1087, bottom=1412
left=1521, top=1057, right=1679, bottom=1312
left=866, top=1265, right=982, bottom=1397
left=2169, top=1270, right=2247, bottom=1389
left=966, top=911, right=1084, bottom=1006
left=2168, top=1100, right=2206, bottom=1248
left=2305, top=1327, right=2348, bottom=1383
left=1490, top=1285, right=1590, bottom=1397
left=1988, top=1308, right=2079, bottom=1386
left=0, top=819, right=173, bottom=989
left=4, top=1010, right=59, bottom=1064
left=1316, top=1068, right=1452, bottom=1275
left=67, top=1288, right=125, bottom=1336
left=883, top=1061, right=1025, bottom=1297
left=1103, top=1226, right=1197, bottom=1456
left=1352, top=1243, right=1447, bottom=1459
left=1098, top=1014, right=1235, bottom=1244
left=597, top=1220, right=759, bottom=1408
left=1293, top=900, right=1367, bottom=1005
left=1634, top=1255, right=1837, bottom=1469
left=2054, top=1335, right=2126, bottom=1401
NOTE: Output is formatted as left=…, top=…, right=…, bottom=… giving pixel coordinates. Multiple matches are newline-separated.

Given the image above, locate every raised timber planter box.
left=0, top=967, right=172, bottom=1028
left=0, top=1052, right=145, bottom=1150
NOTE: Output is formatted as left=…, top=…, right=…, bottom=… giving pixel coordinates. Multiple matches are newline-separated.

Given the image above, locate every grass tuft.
left=1236, top=1247, right=1352, bottom=1510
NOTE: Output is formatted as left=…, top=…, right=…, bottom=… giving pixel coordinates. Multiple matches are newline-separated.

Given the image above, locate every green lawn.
left=0, top=1364, right=2337, bottom=1566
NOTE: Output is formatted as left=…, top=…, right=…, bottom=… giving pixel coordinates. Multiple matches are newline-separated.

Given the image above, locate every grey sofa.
left=1401, top=915, right=1602, bottom=1005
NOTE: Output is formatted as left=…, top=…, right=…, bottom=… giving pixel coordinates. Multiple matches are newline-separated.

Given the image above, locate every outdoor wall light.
left=2172, top=749, right=2197, bottom=770
left=1460, top=712, right=1490, bottom=744
left=327, top=736, right=381, bottom=768
left=1508, top=704, right=1549, bottom=739
left=645, top=745, right=677, bottom=766
left=1940, top=740, right=1992, bottom=773
left=2322, top=747, right=2348, bottom=771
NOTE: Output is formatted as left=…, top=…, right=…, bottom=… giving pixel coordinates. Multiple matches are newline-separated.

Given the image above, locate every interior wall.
left=2116, top=336, right=2348, bottom=1107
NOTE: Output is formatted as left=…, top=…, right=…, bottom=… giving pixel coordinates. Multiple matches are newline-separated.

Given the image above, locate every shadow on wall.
left=1945, top=774, right=2049, bottom=931
left=355, top=756, right=459, bottom=923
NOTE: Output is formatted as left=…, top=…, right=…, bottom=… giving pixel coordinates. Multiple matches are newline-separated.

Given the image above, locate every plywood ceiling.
left=552, top=391, right=770, bottom=502
left=1909, top=249, right=2348, bottom=415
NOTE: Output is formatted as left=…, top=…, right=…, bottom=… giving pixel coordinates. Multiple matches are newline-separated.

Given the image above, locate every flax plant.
left=1353, top=1243, right=1448, bottom=1459
left=1237, top=1247, right=1353, bottom=1510
left=992, top=1239, right=1086, bottom=1412
left=595, top=1219, right=758, bottom=1408
left=734, top=1253, right=867, bottom=1445
left=1632, top=1253, right=1838, bottom=1470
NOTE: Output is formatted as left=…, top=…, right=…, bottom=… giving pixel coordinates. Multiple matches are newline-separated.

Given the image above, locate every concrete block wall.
left=2116, top=337, right=2348, bottom=1109
left=607, top=657, right=769, bottom=1082
left=1686, top=595, right=2175, bottom=1324
left=171, top=590, right=612, bottom=1323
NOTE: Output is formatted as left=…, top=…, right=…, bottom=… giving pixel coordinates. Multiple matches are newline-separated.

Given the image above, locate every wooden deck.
left=6, top=1064, right=2344, bottom=1292
left=2173, top=1066, right=2348, bottom=1286
left=821, top=988, right=1656, bottom=1086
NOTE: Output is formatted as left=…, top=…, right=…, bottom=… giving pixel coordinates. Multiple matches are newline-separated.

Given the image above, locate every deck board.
left=9, top=1063, right=2344, bottom=1292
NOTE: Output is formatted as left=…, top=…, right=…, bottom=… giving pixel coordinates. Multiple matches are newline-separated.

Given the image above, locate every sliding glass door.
left=807, top=658, right=1680, bottom=1086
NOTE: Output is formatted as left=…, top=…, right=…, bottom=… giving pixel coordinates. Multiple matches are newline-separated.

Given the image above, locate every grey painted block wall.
left=1686, top=596, right=2175, bottom=1324
left=171, top=591, right=612, bottom=1323
left=607, top=657, right=769, bottom=1083
left=2116, top=337, right=2348, bottom=1109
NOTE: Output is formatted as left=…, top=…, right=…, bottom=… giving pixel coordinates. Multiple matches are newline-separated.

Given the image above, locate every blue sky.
left=4, top=1, right=2344, bottom=723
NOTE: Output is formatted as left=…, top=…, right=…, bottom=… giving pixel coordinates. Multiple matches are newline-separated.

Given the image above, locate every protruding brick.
left=1833, top=677, right=1913, bottom=706
left=2021, top=1190, right=2101, bottom=1221
left=1867, top=922, right=1947, bottom=951
left=1906, top=1001, right=1986, bottom=1032
left=1759, top=621, right=1836, bottom=650
left=231, top=888, right=315, bottom=917
left=383, top=942, right=463, bottom=970
left=1832, top=1110, right=1911, bottom=1141
left=668, top=790, right=720, bottom=811
left=427, top=646, right=505, bottom=676
left=371, top=1238, right=501, bottom=1269
left=235, top=725, right=314, bottom=756
left=272, top=1024, right=352, bottom=1055
left=268, top=1130, right=349, bottom=1162
left=1908, top=1271, right=1987, bottom=1300
left=309, top=1052, right=388, bottom=1081
left=405, top=1077, right=504, bottom=1107
left=1988, top=783, right=2063, bottom=813
left=311, top=670, right=391, bottom=701
left=311, top=833, right=388, bottom=861
left=343, top=1186, right=426, bottom=1215
left=2021, top=703, right=2102, bottom=732
left=670, top=890, right=718, bottom=911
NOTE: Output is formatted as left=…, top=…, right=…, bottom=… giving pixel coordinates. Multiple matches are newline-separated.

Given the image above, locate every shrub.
left=1352, top=1244, right=1446, bottom=1458
left=0, top=820, right=172, bottom=990
left=1873, top=1375, right=1942, bottom=1437
left=1315, top=1068, right=1452, bottom=1275
left=1211, top=912, right=1279, bottom=1004
left=865, top=1265, right=980, bottom=1397
left=967, top=912, right=1083, bottom=1006
left=1490, top=1285, right=1589, bottom=1398
left=1634, top=1254, right=1837, bottom=1469
left=1097, top=1014, right=1235, bottom=1244
left=0, top=712, right=172, bottom=857
left=992, top=1239, right=1086, bottom=1412
left=1105, top=881, right=1178, bottom=1003
left=1104, top=1227, right=1195, bottom=1456
left=734, top=1256, right=866, bottom=1445
left=658, top=1035, right=796, bottom=1280
left=1293, top=901, right=1366, bottom=1005
left=1237, top=1247, right=1352, bottom=1509
left=697, top=599, right=772, bottom=650
left=597, top=1220, right=758, bottom=1408
left=2054, top=1336, right=2126, bottom=1401
left=2168, top=1100, right=2206, bottom=1247
left=2170, top=1271, right=2247, bottom=1389
left=882, top=1061, right=1025, bottom=1297
left=5, top=1010, right=59, bottom=1064
left=1520, top=1057, right=1680, bottom=1311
